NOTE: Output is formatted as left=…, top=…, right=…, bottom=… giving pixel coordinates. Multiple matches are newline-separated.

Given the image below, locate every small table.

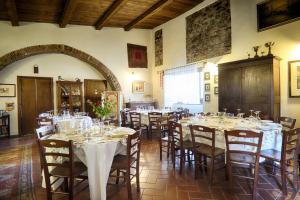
left=0, top=113, right=10, bottom=137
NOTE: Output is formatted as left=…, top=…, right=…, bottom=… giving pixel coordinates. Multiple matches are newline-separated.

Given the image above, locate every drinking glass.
left=249, top=110, right=254, bottom=118
left=223, top=108, right=227, bottom=113
left=254, top=111, right=261, bottom=120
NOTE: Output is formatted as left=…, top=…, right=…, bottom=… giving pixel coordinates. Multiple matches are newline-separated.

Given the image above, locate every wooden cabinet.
left=218, top=56, right=280, bottom=120
left=56, top=81, right=83, bottom=113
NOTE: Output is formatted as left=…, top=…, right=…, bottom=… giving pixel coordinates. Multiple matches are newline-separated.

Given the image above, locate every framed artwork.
left=205, top=94, right=210, bottom=102
left=204, top=72, right=210, bottom=80
left=127, top=43, right=148, bottom=68
left=132, top=81, right=145, bottom=94
left=257, top=0, right=300, bottom=31
left=205, top=83, right=210, bottom=92
left=0, top=84, right=16, bottom=97
left=214, top=87, right=218, bottom=94
left=288, top=60, right=300, bottom=97
left=214, top=75, right=218, bottom=84
left=155, top=29, right=163, bottom=66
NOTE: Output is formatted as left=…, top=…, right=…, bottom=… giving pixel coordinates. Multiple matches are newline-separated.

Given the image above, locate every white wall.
left=150, top=0, right=300, bottom=125
left=0, top=21, right=152, bottom=135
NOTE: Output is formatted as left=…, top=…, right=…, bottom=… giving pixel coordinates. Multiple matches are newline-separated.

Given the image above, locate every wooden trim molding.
left=0, top=44, right=122, bottom=91
left=6, top=0, right=19, bottom=26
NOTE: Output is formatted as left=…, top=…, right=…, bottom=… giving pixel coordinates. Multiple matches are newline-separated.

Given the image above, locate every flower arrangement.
left=87, top=93, right=114, bottom=120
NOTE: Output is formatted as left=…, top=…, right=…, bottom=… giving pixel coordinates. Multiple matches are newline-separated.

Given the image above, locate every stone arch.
left=0, top=44, right=122, bottom=91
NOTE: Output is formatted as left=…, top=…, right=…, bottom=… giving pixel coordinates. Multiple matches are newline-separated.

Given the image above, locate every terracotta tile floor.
left=0, top=135, right=300, bottom=200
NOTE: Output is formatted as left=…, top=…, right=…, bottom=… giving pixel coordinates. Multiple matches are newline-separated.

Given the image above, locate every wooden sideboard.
left=218, top=56, right=280, bottom=120
left=125, top=101, right=157, bottom=110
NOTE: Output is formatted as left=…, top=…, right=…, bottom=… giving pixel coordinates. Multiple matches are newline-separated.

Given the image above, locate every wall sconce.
left=33, top=64, right=39, bottom=74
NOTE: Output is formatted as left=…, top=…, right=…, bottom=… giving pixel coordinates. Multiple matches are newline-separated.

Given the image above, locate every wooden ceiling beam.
left=59, top=0, right=78, bottom=28
left=95, top=0, right=129, bottom=30
left=6, top=0, right=19, bottom=26
left=124, top=0, right=172, bottom=31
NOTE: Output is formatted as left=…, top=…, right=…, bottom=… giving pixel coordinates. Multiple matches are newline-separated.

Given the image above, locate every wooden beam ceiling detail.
left=124, top=0, right=172, bottom=31
left=60, top=0, right=78, bottom=28
left=95, top=0, right=129, bottom=30
left=6, top=0, right=19, bottom=26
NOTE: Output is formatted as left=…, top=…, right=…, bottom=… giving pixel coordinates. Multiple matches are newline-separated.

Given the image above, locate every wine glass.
left=254, top=111, right=261, bottom=120
left=237, top=113, right=244, bottom=119
left=236, top=108, right=241, bottom=115
left=223, top=108, right=227, bottom=113
left=249, top=110, right=254, bottom=118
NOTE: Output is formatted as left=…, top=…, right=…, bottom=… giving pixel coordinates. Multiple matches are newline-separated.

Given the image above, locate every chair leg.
left=69, top=177, right=74, bottom=200
left=209, top=157, right=215, bottom=185
left=159, top=139, right=162, bottom=161
left=136, top=163, right=140, bottom=193
left=172, top=144, right=176, bottom=170
left=116, top=169, right=120, bottom=184
left=179, top=149, right=184, bottom=174
left=187, top=150, right=191, bottom=167
left=252, top=164, right=260, bottom=200
left=204, top=155, right=208, bottom=172
left=195, top=154, right=199, bottom=179
left=126, top=171, right=132, bottom=200
left=227, top=163, right=233, bottom=190
left=281, top=162, right=287, bottom=195
left=167, top=141, right=170, bottom=158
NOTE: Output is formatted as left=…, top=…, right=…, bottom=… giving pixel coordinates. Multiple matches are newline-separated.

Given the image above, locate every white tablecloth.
left=53, top=116, right=93, bottom=132
left=180, top=116, right=283, bottom=151
left=132, top=109, right=172, bottom=125
left=44, top=126, right=135, bottom=200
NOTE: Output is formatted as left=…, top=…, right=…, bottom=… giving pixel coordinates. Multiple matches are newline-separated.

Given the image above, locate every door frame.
left=17, top=76, right=54, bottom=136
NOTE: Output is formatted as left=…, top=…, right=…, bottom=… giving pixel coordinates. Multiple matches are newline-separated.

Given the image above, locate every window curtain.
left=164, top=65, right=201, bottom=107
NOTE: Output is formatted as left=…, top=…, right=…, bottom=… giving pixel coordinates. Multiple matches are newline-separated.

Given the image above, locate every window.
left=164, top=65, right=202, bottom=107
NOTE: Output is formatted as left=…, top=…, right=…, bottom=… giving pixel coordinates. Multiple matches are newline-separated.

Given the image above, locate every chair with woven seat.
left=129, top=112, right=148, bottom=138
left=36, top=125, right=56, bottom=139
left=109, top=130, right=142, bottom=200
left=224, top=130, right=263, bottom=200
left=38, top=139, right=88, bottom=200
left=260, top=128, right=300, bottom=195
left=189, top=125, right=225, bottom=184
left=148, top=112, right=162, bottom=139
left=168, top=121, right=194, bottom=174
left=279, top=117, right=296, bottom=131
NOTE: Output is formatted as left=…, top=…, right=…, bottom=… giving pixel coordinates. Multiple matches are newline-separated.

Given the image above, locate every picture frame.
left=132, top=81, right=145, bottom=94
left=288, top=60, right=300, bottom=97
left=205, top=94, right=210, bottom=102
left=214, top=87, right=218, bottom=94
left=204, top=72, right=210, bottom=80
left=0, top=84, right=16, bottom=97
left=257, top=0, right=300, bottom=32
left=205, top=83, right=210, bottom=92
left=127, top=43, right=148, bottom=68
left=214, top=75, right=218, bottom=84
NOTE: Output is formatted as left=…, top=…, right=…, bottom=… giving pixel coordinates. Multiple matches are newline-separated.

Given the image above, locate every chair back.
left=129, top=112, right=141, bottom=130
left=38, top=139, right=74, bottom=190
left=36, top=125, right=55, bottom=139
left=224, top=130, right=263, bottom=166
left=281, top=128, right=300, bottom=163
left=148, top=112, right=162, bottom=127
left=168, top=121, right=184, bottom=149
left=189, top=125, right=215, bottom=152
left=120, top=110, right=129, bottom=127
left=37, top=116, right=53, bottom=127
left=126, top=130, right=142, bottom=163
left=279, top=117, right=296, bottom=130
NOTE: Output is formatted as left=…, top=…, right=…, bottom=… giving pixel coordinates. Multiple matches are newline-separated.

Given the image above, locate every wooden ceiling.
left=0, top=0, right=204, bottom=31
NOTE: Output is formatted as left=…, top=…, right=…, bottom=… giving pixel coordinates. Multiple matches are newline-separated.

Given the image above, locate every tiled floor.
left=0, top=135, right=299, bottom=200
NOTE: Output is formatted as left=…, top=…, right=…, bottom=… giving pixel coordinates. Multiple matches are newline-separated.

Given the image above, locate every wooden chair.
left=260, top=129, right=300, bottom=195
left=110, top=130, right=142, bottom=200
left=129, top=112, right=148, bottom=138
left=279, top=117, right=296, bottom=131
left=120, top=110, right=130, bottom=127
left=148, top=112, right=162, bottom=139
left=37, top=116, right=53, bottom=127
left=36, top=125, right=55, bottom=139
left=168, top=121, right=194, bottom=174
left=189, top=125, right=225, bottom=184
left=38, top=139, right=88, bottom=200
left=224, top=130, right=263, bottom=200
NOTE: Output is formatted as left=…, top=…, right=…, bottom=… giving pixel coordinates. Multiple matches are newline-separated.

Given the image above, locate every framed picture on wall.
left=288, top=60, right=300, bottom=97
left=0, top=84, right=16, bottom=97
left=205, top=83, right=210, bottom=92
left=127, top=43, right=148, bottom=68
left=205, top=94, right=210, bottom=102
left=204, top=72, right=210, bottom=80
left=132, top=81, right=145, bottom=93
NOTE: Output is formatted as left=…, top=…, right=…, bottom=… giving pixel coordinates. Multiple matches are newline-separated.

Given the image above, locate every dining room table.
left=178, top=115, right=283, bottom=152
left=42, top=120, right=136, bottom=200
left=131, top=108, right=174, bottom=125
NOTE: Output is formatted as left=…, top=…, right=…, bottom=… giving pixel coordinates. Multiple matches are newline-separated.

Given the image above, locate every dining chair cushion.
left=111, top=155, right=137, bottom=169
left=50, top=161, right=87, bottom=177
left=194, top=144, right=225, bottom=157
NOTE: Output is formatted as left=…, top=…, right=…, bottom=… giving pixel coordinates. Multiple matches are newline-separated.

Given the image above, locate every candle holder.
left=253, top=46, right=260, bottom=58
left=265, top=42, right=275, bottom=56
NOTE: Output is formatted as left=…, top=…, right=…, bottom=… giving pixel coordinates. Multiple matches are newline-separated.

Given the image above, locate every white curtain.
left=164, top=65, right=201, bottom=107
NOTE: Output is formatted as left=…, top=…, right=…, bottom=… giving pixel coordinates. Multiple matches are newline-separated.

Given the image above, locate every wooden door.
left=18, top=76, right=53, bottom=135
left=84, top=79, right=107, bottom=117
